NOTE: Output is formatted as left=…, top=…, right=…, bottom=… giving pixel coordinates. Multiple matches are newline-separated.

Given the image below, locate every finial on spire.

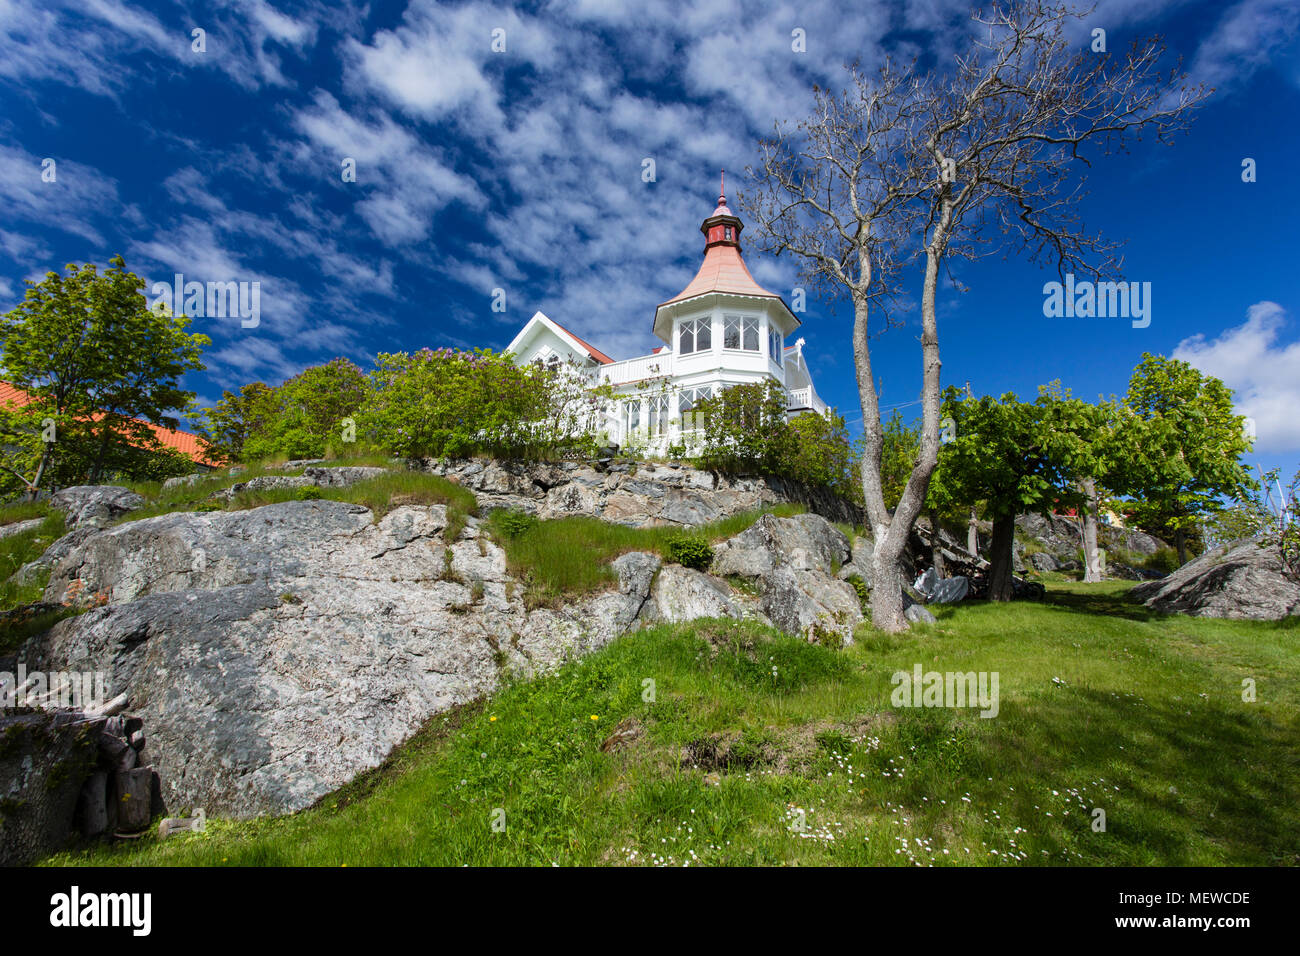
left=719, top=168, right=725, bottom=204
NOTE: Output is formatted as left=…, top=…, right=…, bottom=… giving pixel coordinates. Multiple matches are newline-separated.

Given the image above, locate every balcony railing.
left=600, top=352, right=674, bottom=385
left=788, top=386, right=828, bottom=414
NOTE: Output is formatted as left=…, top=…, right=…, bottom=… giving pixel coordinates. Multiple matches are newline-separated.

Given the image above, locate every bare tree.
left=745, top=0, right=1207, bottom=629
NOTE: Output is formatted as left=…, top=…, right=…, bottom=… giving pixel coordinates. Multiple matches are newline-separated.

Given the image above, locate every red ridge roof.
left=550, top=319, right=614, bottom=365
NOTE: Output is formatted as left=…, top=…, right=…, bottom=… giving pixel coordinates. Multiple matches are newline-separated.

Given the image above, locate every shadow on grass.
left=1039, top=585, right=1165, bottom=623
left=994, top=683, right=1300, bottom=865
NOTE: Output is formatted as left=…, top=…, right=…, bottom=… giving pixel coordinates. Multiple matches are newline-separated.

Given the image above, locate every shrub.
left=665, top=534, right=714, bottom=571
left=695, top=382, right=853, bottom=496
left=195, top=500, right=225, bottom=512
left=495, top=508, right=537, bottom=539
left=294, top=485, right=323, bottom=500
left=845, top=574, right=870, bottom=612
left=1143, top=546, right=1180, bottom=574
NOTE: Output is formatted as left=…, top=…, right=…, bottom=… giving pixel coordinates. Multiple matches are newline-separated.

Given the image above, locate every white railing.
left=600, top=352, right=674, bottom=385
left=788, top=387, right=828, bottom=415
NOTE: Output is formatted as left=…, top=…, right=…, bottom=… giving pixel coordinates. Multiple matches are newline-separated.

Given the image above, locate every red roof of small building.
left=0, top=380, right=222, bottom=467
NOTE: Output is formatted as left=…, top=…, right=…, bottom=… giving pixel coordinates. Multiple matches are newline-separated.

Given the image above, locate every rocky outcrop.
left=9, top=493, right=874, bottom=820
left=0, top=518, right=44, bottom=540
left=17, top=500, right=662, bottom=817
left=49, top=486, right=143, bottom=529
left=1014, top=513, right=1167, bottom=572
left=651, top=566, right=745, bottom=623
left=207, top=465, right=389, bottom=502
left=1130, top=537, right=1300, bottom=620
left=417, top=458, right=863, bottom=528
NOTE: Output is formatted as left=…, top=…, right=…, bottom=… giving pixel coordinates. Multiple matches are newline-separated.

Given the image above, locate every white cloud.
left=1173, top=301, right=1300, bottom=452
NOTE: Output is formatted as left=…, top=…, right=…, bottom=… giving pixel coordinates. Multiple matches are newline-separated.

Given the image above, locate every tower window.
left=724, top=226, right=733, bottom=240
left=678, top=317, right=712, bottom=354
left=723, top=314, right=759, bottom=351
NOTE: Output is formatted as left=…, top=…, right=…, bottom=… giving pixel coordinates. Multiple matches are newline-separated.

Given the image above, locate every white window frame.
left=678, top=316, right=712, bottom=355
left=723, top=313, right=760, bottom=352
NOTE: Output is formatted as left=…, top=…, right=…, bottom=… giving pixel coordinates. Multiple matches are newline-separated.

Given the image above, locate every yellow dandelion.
left=590, top=715, right=599, bottom=721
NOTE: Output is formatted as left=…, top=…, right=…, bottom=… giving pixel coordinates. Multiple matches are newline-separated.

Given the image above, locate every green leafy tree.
left=0, top=257, right=209, bottom=495
left=695, top=382, right=796, bottom=476
left=936, top=387, right=1092, bottom=600
left=358, top=348, right=552, bottom=460
left=195, top=382, right=275, bottom=463
left=1122, top=354, right=1255, bottom=565
left=242, top=358, right=372, bottom=462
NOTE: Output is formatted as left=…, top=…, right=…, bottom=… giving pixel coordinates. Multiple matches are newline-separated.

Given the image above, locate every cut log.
left=78, top=772, right=109, bottom=837
left=114, top=768, right=153, bottom=832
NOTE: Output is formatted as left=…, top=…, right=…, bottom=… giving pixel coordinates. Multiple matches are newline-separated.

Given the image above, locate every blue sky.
left=1, top=0, right=1298, bottom=482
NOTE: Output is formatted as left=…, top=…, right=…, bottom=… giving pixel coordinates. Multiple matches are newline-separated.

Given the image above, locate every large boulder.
left=650, top=565, right=744, bottom=623
left=49, top=486, right=144, bottom=529
left=17, top=500, right=658, bottom=817
left=760, top=565, right=861, bottom=645
left=712, top=513, right=851, bottom=578
left=1130, top=537, right=1300, bottom=620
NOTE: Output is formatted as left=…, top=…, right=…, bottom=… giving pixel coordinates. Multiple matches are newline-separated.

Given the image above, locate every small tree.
left=242, top=358, right=372, bottom=462
left=0, top=257, right=209, bottom=495
left=196, top=382, right=276, bottom=463
left=1122, top=354, right=1255, bottom=565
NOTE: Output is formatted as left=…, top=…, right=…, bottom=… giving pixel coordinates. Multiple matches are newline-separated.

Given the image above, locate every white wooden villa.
left=504, top=183, right=829, bottom=455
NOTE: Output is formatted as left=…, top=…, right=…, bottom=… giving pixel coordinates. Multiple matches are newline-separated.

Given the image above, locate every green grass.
left=0, top=499, right=56, bottom=527
left=119, top=462, right=476, bottom=537
left=44, top=580, right=1300, bottom=867
left=0, top=511, right=65, bottom=612
left=486, top=504, right=805, bottom=607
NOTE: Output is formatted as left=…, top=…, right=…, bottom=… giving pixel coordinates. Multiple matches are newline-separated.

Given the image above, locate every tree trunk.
left=1174, top=527, right=1187, bottom=566
left=1080, top=477, right=1103, bottom=583
left=852, top=205, right=949, bottom=632
left=929, top=509, right=946, bottom=577
left=28, top=445, right=52, bottom=501
left=987, top=513, right=1016, bottom=601
left=89, top=421, right=115, bottom=484
left=967, top=505, right=978, bottom=557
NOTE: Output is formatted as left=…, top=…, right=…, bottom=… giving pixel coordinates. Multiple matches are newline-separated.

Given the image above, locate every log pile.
left=76, top=709, right=166, bottom=839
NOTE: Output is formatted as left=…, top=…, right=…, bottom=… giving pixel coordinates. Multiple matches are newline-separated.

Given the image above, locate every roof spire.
left=719, top=168, right=725, bottom=205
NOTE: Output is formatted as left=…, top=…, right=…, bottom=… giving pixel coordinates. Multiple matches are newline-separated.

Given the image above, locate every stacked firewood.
left=75, top=707, right=164, bottom=838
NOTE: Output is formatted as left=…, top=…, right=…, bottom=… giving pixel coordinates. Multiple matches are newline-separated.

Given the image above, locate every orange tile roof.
left=0, top=380, right=222, bottom=467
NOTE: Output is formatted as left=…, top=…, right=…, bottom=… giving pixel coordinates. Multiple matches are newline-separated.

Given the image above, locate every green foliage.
left=293, top=485, right=323, bottom=500
left=0, top=256, right=209, bottom=495
left=0, top=509, right=64, bottom=611
left=695, top=382, right=853, bottom=495
left=845, top=573, right=870, bottom=612
left=358, top=348, right=611, bottom=462
left=240, top=358, right=372, bottom=463
left=665, top=534, right=714, bottom=571
left=494, top=508, right=538, bottom=539
left=875, top=410, right=919, bottom=512
left=489, top=506, right=803, bottom=608
left=1142, top=547, right=1180, bottom=574
left=1121, top=354, right=1255, bottom=558
left=195, top=383, right=276, bottom=463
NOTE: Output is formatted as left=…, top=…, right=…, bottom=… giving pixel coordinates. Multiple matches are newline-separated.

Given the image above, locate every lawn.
left=44, top=580, right=1299, bottom=867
